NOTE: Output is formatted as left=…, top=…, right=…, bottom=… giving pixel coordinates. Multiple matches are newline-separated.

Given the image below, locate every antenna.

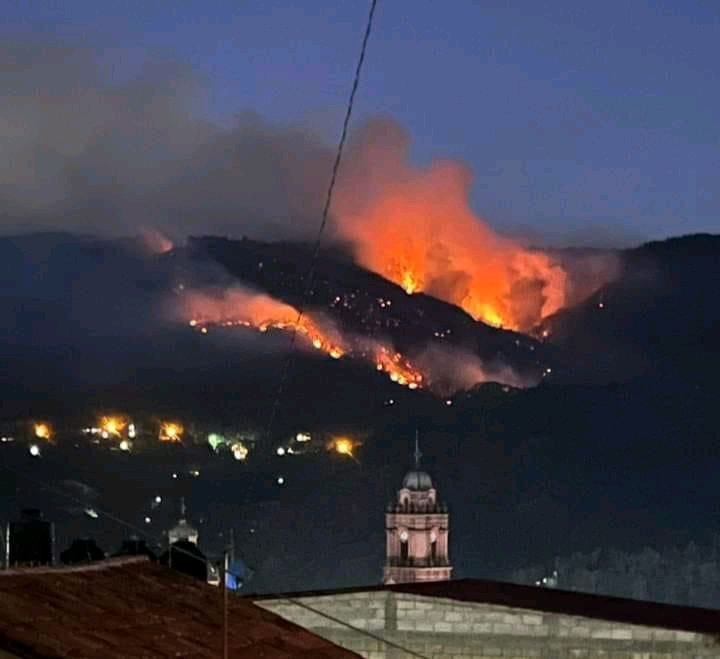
left=180, top=496, right=186, bottom=519
left=414, top=430, right=422, bottom=469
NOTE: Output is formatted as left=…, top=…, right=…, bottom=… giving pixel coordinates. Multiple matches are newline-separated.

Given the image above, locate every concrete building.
left=384, top=437, right=451, bottom=585
left=255, top=579, right=720, bottom=658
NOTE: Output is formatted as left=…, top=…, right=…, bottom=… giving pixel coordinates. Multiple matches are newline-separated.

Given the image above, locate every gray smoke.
left=0, top=41, right=332, bottom=241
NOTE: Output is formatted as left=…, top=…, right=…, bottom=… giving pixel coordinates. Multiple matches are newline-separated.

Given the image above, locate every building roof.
left=0, top=557, right=359, bottom=659
left=401, top=469, right=433, bottom=491
left=253, top=577, right=720, bottom=637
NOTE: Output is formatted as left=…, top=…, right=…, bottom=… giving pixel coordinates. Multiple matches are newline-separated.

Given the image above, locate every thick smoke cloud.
left=2, top=42, right=615, bottom=334
left=0, top=42, right=331, bottom=241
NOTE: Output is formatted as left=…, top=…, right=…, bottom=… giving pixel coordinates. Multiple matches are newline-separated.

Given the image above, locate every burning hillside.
left=177, top=287, right=529, bottom=394
left=179, top=288, right=424, bottom=390
left=332, top=121, right=588, bottom=332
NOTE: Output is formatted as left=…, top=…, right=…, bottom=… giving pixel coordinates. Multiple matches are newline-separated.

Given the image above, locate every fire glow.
left=181, top=288, right=424, bottom=390
left=333, top=121, right=571, bottom=332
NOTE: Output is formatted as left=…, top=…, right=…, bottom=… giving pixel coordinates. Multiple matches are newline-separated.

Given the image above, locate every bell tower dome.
left=383, top=433, right=452, bottom=584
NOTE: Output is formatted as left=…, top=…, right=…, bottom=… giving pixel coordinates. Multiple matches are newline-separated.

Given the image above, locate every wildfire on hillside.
left=371, top=346, right=423, bottom=389
left=333, top=120, right=578, bottom=332
left=180, top=288, right=425, bottom=390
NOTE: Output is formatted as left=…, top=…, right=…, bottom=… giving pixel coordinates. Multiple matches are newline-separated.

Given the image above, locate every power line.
left=284, top=597, right=430, bottom=659
left=0, top=461, right=235, bottom=578
left=2, top=463, right=429, bottom=657
left=264, top=0, right=379, bottom=443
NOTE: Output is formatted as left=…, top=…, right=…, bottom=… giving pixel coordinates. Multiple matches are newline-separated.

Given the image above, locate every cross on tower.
left=414, top=429, right=422, bottom=469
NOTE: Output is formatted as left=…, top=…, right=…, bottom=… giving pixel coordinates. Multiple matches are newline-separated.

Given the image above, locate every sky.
left=2, top=0, right=719, bottom=245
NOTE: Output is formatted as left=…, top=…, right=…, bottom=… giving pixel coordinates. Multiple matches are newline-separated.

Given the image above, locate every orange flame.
left=372, top=346, right=423, bottom=389
left=180, top=288, right=425, bottom=389
left=334, top=121, right=569, bottom=331
left=181, top=288, right=346, bottom=359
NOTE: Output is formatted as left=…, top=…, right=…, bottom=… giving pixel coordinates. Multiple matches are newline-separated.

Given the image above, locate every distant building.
left=6, top=509, right=54, bottom=568
left=60, top=538, right=105, bottom=564
left=114, top=536, right=157, bottom=561
left=383, top=436, right=451, bottom=584
left=168, top=497, right=199, bottom=545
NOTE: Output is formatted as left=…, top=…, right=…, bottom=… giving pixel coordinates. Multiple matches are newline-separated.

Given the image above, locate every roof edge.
left=0, top=555, right=149, bottom=577
left=248, top=577, right=720, bottom=636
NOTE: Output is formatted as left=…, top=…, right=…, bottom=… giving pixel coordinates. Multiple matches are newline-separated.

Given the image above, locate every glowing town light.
left=232, top=442, right=249, bottom=461
left=598, top=302, right=605, bottom=309
left=295, top=432, right=311, bottom=443
left=154, top=495, right=162, bottom=504
left=276, top=447, right=286, bottom=456
left=332, top=437, right=355, bottom=458
left=208, top=433, right=225, bottom=452
left=100, top=416, right=126, bottom=437
left=171, top=472, right=178, bottom=479
left=144, top=516, right=152, bottom=524
left=29, top=444, right=41, bottom=457
left=84, top=508, right=99, bottom=519
left=119, top=439, right=130, bottom=452
left=34, top=423, right=51, bottom=440
left=276, top=476, right=285, bottom=486
left=446, top=399, right=453, bottom=406
left=128, top=423, right=136, bottom=439
left=159, top=422, right=183, bottom=442
left=189, top=469, right=200, bottom=478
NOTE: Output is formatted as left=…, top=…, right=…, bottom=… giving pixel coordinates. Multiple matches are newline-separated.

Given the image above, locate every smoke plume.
left=1, top=42, right=614, bottom=334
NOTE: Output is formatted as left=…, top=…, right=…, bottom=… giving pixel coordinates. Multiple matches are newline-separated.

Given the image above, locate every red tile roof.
left=0, top=558, right=359, bottom=659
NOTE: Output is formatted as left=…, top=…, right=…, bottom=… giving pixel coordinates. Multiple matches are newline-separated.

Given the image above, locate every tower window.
left=400, top=537, right=408, bottom=562
left=431, top=539, right=437, bottom=563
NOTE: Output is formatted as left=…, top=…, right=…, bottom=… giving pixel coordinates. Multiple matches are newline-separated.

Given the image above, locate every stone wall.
left=256, top=591, right=720, bottom=658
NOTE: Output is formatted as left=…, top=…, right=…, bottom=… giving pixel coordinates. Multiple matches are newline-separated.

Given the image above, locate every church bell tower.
left=384, top=435, right=451, bottom=584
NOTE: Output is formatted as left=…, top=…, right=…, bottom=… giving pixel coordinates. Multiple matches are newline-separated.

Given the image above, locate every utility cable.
left=283, top=597, right=430, bottom=659
left=2, top=461, right=430, bottom=657
left=264, top=0, right=379, bottom=443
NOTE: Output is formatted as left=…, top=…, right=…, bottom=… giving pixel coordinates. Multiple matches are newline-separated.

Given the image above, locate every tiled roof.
left=0, top=557, right=359, bottom=659
left=254, top=577, right=720, bottom=636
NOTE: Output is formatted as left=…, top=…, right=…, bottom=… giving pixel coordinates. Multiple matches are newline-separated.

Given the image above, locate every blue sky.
left=3, top=0, right=718, bottom=244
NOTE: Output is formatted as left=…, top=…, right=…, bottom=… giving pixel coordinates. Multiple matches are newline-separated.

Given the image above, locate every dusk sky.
left=3, top=0, right=718, bottom=245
